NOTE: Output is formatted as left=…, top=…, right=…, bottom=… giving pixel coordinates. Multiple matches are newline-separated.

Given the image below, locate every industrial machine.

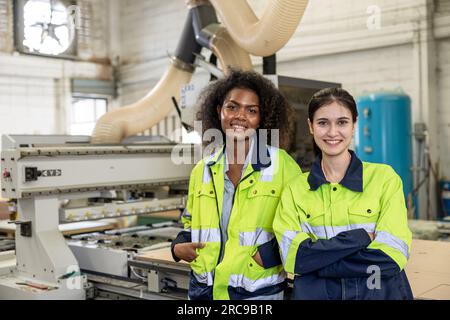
left=0, top=134, right=194, bottom=299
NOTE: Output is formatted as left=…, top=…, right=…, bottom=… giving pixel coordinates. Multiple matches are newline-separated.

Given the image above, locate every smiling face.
left=218, top=87, right=261, bottom=141
left=308, top=101, right=356, bottom=157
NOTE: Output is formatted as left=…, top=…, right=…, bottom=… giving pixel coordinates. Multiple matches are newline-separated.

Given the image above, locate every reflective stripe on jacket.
left=273, top=151, right=413, bottom=300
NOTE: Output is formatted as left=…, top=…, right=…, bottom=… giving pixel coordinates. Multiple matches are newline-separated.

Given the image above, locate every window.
left=69, top=97, right=107, bottom=135
left=15, top=0, right=77, bottom=57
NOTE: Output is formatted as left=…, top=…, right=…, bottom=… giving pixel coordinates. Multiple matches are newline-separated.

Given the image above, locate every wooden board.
left=0, top=219, right=118, bottom=236
left=60, top=220, right=118, bottom=235
left=0, top=200, right=11, bottom=221
left=146, top=210, right=181, bottom=220
left=135, top=247, right=188, bottom=267
left=405, top=239, right=450, bottom=300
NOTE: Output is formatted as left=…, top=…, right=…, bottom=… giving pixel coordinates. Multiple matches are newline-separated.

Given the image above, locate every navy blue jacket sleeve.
left=317, top=248, right=400, bottom=278
left=295, top=229, right=371, bottom=275
left=258, top=237, right=282, bottom=269
left=171, top=230, right=191, bottom=262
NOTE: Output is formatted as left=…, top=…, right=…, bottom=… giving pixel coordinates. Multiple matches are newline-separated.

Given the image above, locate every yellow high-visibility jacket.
left=172, top=143, right=301, bottom=300
left=273, top=151, right=413, bottom=300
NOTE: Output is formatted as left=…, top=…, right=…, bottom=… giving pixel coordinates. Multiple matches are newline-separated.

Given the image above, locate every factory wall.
left=437, top=38, right=450, bottom=178
left=116, top=0, right=196, bottom=140
left=0, top=0, right=114, bottom=143
left=0, top=0, right=447, bottom=217
left=117, top=0, right=449, bottom=218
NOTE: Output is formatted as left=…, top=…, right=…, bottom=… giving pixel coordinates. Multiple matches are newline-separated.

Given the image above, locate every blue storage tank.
left=355, top=91, right=413, bottom=201
left=441, top=181, right=450, bottom=217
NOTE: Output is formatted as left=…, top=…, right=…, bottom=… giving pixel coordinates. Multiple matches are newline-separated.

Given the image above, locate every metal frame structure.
left=0, top=135, right=194, bottom=299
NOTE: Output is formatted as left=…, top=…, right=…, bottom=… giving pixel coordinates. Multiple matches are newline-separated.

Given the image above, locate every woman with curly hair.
left=171, top=69, right=302, bottom=300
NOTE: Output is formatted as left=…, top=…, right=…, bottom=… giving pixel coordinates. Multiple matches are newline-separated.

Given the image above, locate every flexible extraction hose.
left=91, top=1, right=252, bottom=144
left=90, top=61, right=194, bottom=144
left=190, top=2, right=252, bottom=72
left=210, top=0, right=309, bottom=57
left=209, top=25, right=253, bottom=72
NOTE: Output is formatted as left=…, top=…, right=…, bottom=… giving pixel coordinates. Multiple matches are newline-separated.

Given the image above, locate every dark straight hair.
left=307, top=88, right=358, bottom=156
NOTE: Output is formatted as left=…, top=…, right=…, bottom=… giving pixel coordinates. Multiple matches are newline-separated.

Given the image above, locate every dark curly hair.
left=196, top=69, right=294, bottom=150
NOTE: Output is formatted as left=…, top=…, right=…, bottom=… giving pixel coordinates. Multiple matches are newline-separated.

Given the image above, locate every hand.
left=367, top=232, right=375, bottom=241
left=252, top=251, right=264, bottom=268
left=173, top=242, right=205, bottom=263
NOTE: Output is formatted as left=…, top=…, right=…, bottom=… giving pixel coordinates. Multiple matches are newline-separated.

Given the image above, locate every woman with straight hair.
left=273, top=87, right=413, bottom=300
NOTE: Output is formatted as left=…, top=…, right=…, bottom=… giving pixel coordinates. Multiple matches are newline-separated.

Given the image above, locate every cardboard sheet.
left=137, top=239, right=450, bottom=300
left=405, top=239, right=450, bottom=300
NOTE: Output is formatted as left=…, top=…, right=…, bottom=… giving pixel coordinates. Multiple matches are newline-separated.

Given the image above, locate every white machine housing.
left=0, top=135, right=194, bottom=299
